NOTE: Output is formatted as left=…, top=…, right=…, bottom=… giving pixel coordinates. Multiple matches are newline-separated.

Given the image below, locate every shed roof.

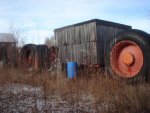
left=0, top=33, right=17, bottom=42
left=54, top=19, right=132, bottom=32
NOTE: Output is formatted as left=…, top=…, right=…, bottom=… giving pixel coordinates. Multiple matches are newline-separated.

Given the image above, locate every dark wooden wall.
left=55, top=22, right=96, bottom=45
left=55, top=22, right=97, bottom=65
left=0, top=42, right=16, bottom=61
left=55, top=20, right=131, bottom=66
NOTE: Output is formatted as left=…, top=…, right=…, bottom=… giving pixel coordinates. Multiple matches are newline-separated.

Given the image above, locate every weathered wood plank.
left=89, top=22, right=97, bottom=42
left=90, top=42, right=97, bottom=64
left=86, top=43, right=90, bottom=64
left=82, top=43, right=87, bottom=65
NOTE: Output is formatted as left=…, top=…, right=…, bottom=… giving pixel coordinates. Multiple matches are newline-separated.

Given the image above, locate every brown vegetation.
left=0, top=67, right=150, bottom=113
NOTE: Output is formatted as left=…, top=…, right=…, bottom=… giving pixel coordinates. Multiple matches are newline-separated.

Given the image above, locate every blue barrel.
left=67, top=62, right=77, bottom=79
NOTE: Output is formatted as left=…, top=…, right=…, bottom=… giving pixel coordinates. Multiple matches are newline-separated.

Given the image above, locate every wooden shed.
left=54, top=19, right=132, bottom=66
left=0, top=33, right=17, bottom=63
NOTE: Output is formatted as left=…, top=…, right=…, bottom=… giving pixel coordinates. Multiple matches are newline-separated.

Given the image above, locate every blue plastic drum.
left=67, top=62, right=77, bottom=79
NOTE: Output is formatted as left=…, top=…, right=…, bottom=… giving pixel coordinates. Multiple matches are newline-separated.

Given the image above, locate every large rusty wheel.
left=110, top=40, right=143, bottom=78
left=106, top=30, right=150, bottom=82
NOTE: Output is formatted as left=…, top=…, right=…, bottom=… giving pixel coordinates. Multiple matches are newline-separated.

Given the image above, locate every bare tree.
left=44, top=36, right=55, bottom=47
left=8, top=23, right=25, bottom=67
left=9, top=22, right=25, bottom=47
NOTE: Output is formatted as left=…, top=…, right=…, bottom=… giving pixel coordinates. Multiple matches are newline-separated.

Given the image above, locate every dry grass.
left=0, top=67, right=150, bottom=113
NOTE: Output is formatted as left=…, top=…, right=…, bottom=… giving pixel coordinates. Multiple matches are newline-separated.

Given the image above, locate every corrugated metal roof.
left=0, top=33, right=17, bottom=42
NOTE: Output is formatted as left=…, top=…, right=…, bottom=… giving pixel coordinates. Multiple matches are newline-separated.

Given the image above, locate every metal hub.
left=122, top=52, right=134, bottom=66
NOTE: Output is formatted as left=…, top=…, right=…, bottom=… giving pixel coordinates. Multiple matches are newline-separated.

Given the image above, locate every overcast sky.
left=0, top=0, right=150, bottom=44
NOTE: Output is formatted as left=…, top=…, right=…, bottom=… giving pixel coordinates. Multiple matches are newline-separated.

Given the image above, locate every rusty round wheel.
left=110, top=40, right=143, bottom=78
left=21, top=44, right=36, bottom=70
left=106, top=30, right=150, bottom=82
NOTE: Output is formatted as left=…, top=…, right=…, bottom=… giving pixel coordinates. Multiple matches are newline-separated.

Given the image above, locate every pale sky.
left=0, top=0, right=150, bottom=44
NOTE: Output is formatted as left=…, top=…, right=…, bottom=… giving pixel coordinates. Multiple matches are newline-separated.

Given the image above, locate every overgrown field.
left=0, top=67, right=150, bottom=113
